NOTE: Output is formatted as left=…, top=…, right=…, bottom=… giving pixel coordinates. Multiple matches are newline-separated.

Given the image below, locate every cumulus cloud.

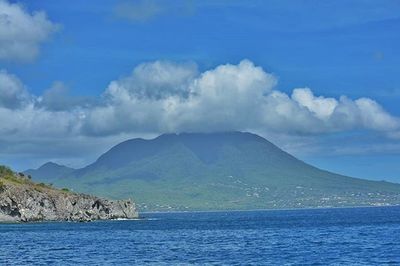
left=292, top=88, right=337, bottom=120
left=0, top=72, right=82, bottom=139
left=0, top=59, right=400, bottom=167
left=0, top=69, right=31, bottom=108
left=0, top=60, right=400, bottom=168
left=290, top=89, right=400, bottom=133
left=106, top=61, right=198, bottom=99
left=84, top=60, right=277, bottom=135
left=0, top=105, right=82, bottom=139
left=0, top=0, right=58, bottom=62
left=354, top=98, right=399, bottom=131
left=83, top=59, right=400, bottom=136
left=38, top=82, right=94, bottom=111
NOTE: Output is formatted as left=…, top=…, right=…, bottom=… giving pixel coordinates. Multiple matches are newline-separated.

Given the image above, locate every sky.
left=0, top=0, right=399, bottom=182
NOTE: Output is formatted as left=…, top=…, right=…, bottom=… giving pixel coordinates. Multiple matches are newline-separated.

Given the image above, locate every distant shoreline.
left=140, top=204, right=400, bottom=215
left=2, top=205, right=398, bottom=224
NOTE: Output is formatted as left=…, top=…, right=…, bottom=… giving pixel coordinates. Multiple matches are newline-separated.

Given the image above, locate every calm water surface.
left=1, top=206, right=400, bottom=265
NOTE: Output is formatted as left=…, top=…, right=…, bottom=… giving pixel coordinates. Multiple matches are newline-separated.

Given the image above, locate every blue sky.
left=0, top=0, right=399, bottom=181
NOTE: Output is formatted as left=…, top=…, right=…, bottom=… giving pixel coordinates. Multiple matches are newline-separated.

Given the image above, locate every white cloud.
left=355, top=98, right=399, bottom=131
left=0, top=59, right=400, bottom=167
left=0, top=0, right=58, bottom=62
left=0, top=105, right=82, bottom=139
left=176, top=59, right=277, bottom=132
left=106, top=60, right=198, bottom=100
left=38, top=82, right=94, bottom=111
left=81, top=59, right=400, bottom=137
left=0, top=60, right=398, bottom=138
left=261, top=90, right=325, bottom=134
left=0, top=71, right=82, bottom=140
left=0, top=69, right=31, bottom=108
left=85, top=60, right=277, bottom=134
left=292, top=88, right=337, bottom=120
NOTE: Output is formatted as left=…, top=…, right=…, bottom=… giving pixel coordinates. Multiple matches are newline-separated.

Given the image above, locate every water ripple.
left=1, top=206, right=400, bottom=265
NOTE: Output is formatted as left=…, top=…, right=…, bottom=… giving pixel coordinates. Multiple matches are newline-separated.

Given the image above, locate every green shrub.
left=0, top=165, right=13, bottom=177
left=3, top=175, right=23, bottom=184
left=0, top=179, right=8, bottom=192
left=61, top=188, right=70, bottom=192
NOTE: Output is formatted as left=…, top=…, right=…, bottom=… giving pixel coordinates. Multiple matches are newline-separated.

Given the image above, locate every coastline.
left=140, top=204, right=400, bottom=215
left=2, top=204, right=399, bottom=224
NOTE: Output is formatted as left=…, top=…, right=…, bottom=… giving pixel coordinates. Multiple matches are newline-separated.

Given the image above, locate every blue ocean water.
left=1, top=207, right=400, bottom=265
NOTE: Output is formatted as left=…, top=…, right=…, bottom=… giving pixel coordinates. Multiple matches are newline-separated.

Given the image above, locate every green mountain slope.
left=26, top=132, right=400, bottom=211
left=25, top=162, right=75, bottom=182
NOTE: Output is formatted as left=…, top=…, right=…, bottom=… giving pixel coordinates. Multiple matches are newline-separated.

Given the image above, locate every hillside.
left=25, top=162, right=75, bottom=182
left=0, top=166, right=138, bottom=222
left=26, top=132, right=400, bottom=211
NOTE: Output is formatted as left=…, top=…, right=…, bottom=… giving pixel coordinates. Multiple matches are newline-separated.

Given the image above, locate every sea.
left=1, top=206, right=400, bottom=265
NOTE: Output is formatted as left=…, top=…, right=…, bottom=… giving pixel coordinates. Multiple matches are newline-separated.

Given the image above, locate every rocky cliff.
left=0, top=166, right=138, bottom=222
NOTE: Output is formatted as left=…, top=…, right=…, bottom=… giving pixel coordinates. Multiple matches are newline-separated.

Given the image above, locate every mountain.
left=26, top=132, right=400, bottom=211
left=25, top=162, right=75, bottom=182
left=1, top=165, right=138, bottom=222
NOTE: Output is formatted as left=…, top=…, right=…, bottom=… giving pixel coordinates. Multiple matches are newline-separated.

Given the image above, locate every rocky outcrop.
left=0, top=174, right=138, bottom=222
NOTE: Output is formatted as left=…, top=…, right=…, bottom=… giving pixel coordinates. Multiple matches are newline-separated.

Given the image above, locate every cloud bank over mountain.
left=0, top=60, right=399, bottom=144
left=0, top=0, right=398, bottom=167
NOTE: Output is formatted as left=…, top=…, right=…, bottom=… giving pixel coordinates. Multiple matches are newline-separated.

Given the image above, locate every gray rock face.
left=0, top=181, right=138, bottom=222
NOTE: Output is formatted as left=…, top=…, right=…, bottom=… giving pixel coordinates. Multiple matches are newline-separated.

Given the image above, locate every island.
left=26, top=132, right=400, bottom=211
left=0, top=166, right=138, bottom=222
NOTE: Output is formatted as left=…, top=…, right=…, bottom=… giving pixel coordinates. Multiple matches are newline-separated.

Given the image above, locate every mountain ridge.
left=25, top=131, right=400, bottom=211
left=25, top=161, right=75, bottom=181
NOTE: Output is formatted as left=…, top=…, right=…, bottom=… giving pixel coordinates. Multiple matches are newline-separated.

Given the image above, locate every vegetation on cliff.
left=0, top=165, right=138, bottom=222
